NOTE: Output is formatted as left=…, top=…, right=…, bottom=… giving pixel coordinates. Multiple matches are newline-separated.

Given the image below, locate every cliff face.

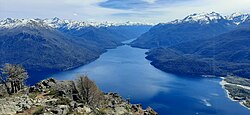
left=0, top=78, right=158, bottom=115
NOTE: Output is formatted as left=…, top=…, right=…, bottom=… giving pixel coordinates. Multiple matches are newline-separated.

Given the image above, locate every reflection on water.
left=51, top=45, right=250, bottom=115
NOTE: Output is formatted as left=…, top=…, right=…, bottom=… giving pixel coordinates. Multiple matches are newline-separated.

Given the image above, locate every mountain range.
left=134, top=12, right=250, bottom=78
left=0, top=18, right=152, bottom=73
left=1, top=12, right=249, bottom=79
left=131, top=12, right=250, bottom=48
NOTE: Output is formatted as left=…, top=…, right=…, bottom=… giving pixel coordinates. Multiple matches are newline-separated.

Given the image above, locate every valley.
left=0, top=18, right=152, bottom=81
left=0, top=11, right=250, bottom=115
left=50, top=44, right=250, bottom=115
left=132, top=12, right=250, bottom=79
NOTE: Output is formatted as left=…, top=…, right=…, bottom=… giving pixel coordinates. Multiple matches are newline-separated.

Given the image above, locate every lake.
left=50, top=44, right=250, bottom=115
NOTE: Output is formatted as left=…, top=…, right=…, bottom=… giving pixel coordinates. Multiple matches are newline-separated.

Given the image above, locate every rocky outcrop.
left=0, top=95, right=33, bottom=114
left=0, top=78, right=158, bottom=115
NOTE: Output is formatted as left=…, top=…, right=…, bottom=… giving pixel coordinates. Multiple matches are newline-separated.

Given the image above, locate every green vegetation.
left=33, top=106, right=45, bottom=115
left=145, top=48, right=228, bottom=76
left=28, top=91, right=39, bottom=99
left=131, top=20, right=230, bottom=49
left=137, top=27, right=250, bottom=78
left=225, top=76, right=250, bottom=87
left=225, top=84, right=250, bottom=100
left=223, top=77, right=250, bottom=109
left=46, top=89, right=59, bottom=96
left=98, top=108, right=109, bottom=115
left=56, top=97, right=71, bottom=105
left=146, top=46, right=250, bottom=78
left=0, top=20, right=151, bottom=72
left=244, top=99, right=250, bottom=108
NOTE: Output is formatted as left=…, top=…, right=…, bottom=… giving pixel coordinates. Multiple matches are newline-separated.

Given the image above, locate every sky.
left=1, top=0, right=250, bottom=23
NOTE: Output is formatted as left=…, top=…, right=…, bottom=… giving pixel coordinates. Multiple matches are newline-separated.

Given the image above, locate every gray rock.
left=76, top=106, right=92, bottom=114
left=114, top=106, right=128, bottom=115
left=0, top=95, right=33, bottom=114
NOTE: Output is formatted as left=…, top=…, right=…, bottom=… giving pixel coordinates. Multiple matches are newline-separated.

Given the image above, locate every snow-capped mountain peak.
left=226, top=12, right=250, bottom=25
left=182, top=12, right=224, bottom=24
left=167, top=12, right=250, bottom=25
left=0, top=18, right=34, bottom=28
left=0, top=18, right=153, bottom=29
left=228, top=12, right=245, bottom=18
left=167, top=12, right=227, bottom=24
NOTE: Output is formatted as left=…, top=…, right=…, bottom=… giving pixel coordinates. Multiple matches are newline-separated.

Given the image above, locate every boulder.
left=114, top=106, right=128, bottom=114
left=76, top=106, right=92, bottom=114
left=0, top=95, right=33, bottom=114
left=45, top=105, right=70, bottom=115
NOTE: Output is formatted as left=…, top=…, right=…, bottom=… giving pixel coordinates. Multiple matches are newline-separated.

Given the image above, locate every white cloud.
left=131, top=0, right=250, bottom=23
left=141, top=0, right=157, bottom=4
left=0, top=0, right=131, bottom=21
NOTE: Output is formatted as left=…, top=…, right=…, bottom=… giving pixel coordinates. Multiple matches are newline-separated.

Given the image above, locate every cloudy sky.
left=1, top=0, right=250, bottom=23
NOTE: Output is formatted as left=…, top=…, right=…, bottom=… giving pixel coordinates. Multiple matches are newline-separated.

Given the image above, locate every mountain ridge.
left=131, top=12, right=250, bottom=49
left=0, top=18, right=154, bottom=29
left=145, top=26, right=250, bottom=78
left=0, top=18, right=152, bottom=82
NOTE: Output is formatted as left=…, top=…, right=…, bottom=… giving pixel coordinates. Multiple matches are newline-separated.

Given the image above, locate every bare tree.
left=75, top=75, right=103, bottom=105
left=0, top=63, right=28, bottom=94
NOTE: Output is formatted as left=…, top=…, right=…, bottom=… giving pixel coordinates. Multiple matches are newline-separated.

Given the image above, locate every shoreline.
left=240, top=101, right=250, bottom=110
left=219, top=77, right=250, bottom=110
left=219, top=77, right=236, bottom=101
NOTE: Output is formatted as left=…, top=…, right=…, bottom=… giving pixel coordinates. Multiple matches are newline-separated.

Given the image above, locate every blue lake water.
left=50, top=45, right=250, bottom=115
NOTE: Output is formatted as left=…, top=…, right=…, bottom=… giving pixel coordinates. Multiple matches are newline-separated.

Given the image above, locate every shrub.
left=75, top=76, right=103, bottom=106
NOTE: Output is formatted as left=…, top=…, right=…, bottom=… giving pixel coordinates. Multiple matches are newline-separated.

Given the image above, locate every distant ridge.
left=130, top=12, right=250, bottom=78
left=166, top=12, right=250, bottom=25
left=131, top=12, right=250, bottom=49
left=0, top=18, right=152, bottom=73
left=0, top=17, right=154, bottom=29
